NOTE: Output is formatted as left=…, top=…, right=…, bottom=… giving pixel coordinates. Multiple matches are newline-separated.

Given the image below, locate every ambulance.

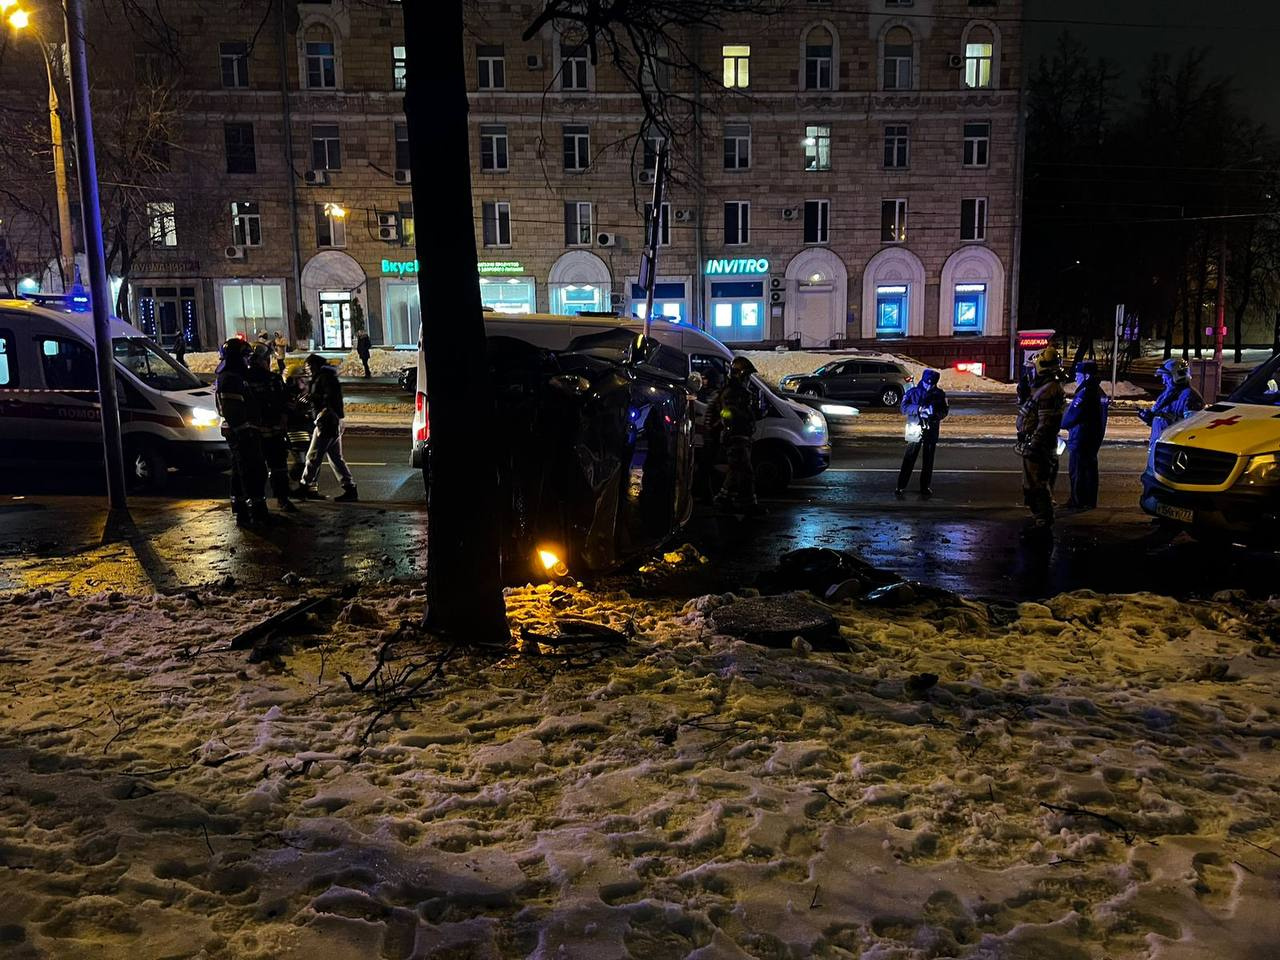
left=1140, top=353, right=1280, bottom=542
left=0, top=295, right=228, bottom=490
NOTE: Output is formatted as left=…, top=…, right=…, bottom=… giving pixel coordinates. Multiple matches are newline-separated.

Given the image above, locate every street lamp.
left=7, top=5, right=76, bottom=290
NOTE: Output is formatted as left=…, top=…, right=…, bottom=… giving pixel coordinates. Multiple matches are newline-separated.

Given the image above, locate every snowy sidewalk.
left=1, top=581, right=1278, bottom=958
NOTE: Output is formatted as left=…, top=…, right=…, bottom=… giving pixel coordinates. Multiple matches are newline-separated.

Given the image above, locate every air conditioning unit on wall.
left=394, top=168, right=412, bottom=185
left=304, top=169, right=329, bottom=186
left=770, top=291, right=784, bottom=304
left=769, top=277, right=784, bottom=291
left=781, top=207, right=799, bottom=221
left=673, top=209, right=694, bottom=222
left=947, top=53, right=964, bottom=69
left=224, top=245, right=245, bottom=260
left=527, top=54, right=543, bottom=70
left=596, top=232, right=618, bottom=248
left=377, top=212, right=399, bottom=241
left=638, top=169, right=655, bottom=184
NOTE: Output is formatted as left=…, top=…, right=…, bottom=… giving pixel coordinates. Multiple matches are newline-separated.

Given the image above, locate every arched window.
left=963, top=25, right=994, bottom=89
left=882, top=26, right=914, bottom=91
left=803, top=25, right=834, bottom=91
left=304, top=24, right=338, bottom=89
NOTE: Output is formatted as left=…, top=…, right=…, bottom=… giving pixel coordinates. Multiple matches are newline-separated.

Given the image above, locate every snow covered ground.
left=185, top=349, right=412, bottom=379
left=1, top=579, right=1277, bottom=959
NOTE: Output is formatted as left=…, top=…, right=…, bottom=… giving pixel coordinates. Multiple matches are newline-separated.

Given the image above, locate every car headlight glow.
left=180, top=405, right=220, bottom=428
left=819, top=403, right=858, bottom=418
left=802, top=409, right=828, bottom=443
left=1240, top=452, right=1280, bottom=486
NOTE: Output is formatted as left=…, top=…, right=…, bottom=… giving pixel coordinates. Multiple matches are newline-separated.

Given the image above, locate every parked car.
left=780, top=358, right=913, bottom=407
left=0, top=294, right=229, bottom=489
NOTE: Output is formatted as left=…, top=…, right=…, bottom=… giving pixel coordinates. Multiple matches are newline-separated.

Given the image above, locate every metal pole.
left=40, top=44, right=76, bottom=288
left=1214, top=225, right=1226, bottom=364
left=641, top=142, right=668, bottom=340
left=64, top=0, right=126, bottom=508
left=278, top=0, right=304, bottom=336
left=1111, top=303, right=1122, bottom=398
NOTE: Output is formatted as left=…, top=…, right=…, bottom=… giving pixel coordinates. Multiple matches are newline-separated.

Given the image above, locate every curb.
left=830, top=434, right=1151, bottom=447
left=342, top=424, right=407, bottom=438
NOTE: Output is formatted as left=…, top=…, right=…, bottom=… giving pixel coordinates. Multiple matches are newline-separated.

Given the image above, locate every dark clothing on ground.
left=897, top=382, right=948, bottom=493
left=1142, top=383, right=1204, bottom=443
left=1062, top=378, right=1108, bottom=509
left=706, top=376, right=758, bottom=507
left=1017, top=375, right=1066, bottom=528
left=356, top=333, right=372, bottom=378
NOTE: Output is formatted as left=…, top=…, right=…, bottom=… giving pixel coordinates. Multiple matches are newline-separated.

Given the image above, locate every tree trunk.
left=402, top=0, right=509, bottom=643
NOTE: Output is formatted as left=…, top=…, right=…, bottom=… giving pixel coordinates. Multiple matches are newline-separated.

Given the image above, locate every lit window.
left=147, top=202, right=177, bottom=247
left=315, top=203, right=346, bottom=247
left=880, top=198, right=906, bottom=243
left=804, top=124, right=831, bottom=171
left=392, top=44, right=407, bottom=90
left=723, top=45, right=750, bottom=88
left=964, top=30, right=993, bottom=88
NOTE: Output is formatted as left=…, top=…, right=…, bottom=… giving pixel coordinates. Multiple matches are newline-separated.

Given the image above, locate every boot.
left=334, top=485, right=359, bottom=503
left=276, top=498, right=299, bottom=513
left=293, top=484, right=326, bottom=500
left=231, top=498, right=252, bottom=527
left=250, top=499, right=271, bottom=524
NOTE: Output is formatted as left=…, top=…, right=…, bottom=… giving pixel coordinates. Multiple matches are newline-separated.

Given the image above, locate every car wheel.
left=880, top=386, right=902, bottom=407
left=125, top=442, right=168, bottom=492
left=798, top=384, right=823, bottom=397
left=753, top=446, right=794, bottom=495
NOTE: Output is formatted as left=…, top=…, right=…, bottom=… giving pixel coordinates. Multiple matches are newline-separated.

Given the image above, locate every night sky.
left=1024, top=0, right=1280, bottom=131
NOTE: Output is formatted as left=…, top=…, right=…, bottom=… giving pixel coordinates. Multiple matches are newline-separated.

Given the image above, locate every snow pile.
left=0, top=582, right=1278, bottom=958
left=741, top=349, right=1016, bottom=395
left=185, top=349, right=412, bottom=379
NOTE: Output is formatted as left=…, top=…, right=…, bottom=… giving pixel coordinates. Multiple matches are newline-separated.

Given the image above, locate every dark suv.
left=780, top=358, right=913, bottom=407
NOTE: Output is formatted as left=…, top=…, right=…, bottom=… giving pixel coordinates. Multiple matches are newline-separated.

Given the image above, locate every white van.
left=0, top=296, right=228, bottom=489
left=411, top=313, right=830, bottom=492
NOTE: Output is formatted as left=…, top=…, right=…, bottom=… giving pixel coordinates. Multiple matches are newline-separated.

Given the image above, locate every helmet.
left=1033, top=347, right=1062, bottom=376
left=251, top=343, right=271, bottom=366
left=729, top=356, right=756, bottom=378
left=921, top=368, right=940, bottom=386
left=219, top=337, right=251, bottom=362
left=1159, top=358, right=1190, bottom=384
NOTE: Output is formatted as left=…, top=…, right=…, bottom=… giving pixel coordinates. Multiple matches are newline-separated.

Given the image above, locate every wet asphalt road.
left=3, top=436, right=1277, bottom=602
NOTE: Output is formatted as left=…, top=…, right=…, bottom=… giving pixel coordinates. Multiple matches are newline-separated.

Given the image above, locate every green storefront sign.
left=380, top=259, right=526, bottom=277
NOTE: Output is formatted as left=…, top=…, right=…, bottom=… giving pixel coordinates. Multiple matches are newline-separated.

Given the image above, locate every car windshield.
left=1228, top=354, right=1280, bottom=406
left=113, top=337, right=203, bottom=391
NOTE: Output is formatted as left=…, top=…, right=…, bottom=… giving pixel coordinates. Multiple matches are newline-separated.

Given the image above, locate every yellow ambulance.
left=1140, top=355, right=1280, bottom=542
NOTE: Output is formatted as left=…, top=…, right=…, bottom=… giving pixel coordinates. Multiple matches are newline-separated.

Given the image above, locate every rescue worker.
left=1016, top=347, right=1067, bottom=538
left=356, top=330, right=373, bottom=378
left=706, top=355, right=759, bottom=512
left=247, top=344, right=298, bottom=513
left=214, top=337, right=268, bottom=525
left=271, top=330, right=288, bottom=375
left=1061, top=359, right=1108, bottom=509
left=895, top=368, right=949, bottom=499
left=296, top=353, right=358, bottom=501
left=1138, top=358, right=1204, bottom=443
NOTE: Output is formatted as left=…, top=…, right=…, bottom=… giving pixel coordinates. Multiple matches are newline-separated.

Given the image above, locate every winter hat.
left=921, top=368, right=940, bottom=386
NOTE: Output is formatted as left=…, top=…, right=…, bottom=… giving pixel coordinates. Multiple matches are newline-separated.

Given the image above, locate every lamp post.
left=6, top=2, right=76, bottom=290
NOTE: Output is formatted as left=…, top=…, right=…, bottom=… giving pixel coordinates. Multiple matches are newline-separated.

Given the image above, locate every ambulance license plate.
left=1155, top=502, right=1194, bottom=524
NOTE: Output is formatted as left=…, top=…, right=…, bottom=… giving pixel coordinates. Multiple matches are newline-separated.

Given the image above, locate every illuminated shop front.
left=378, top=258, right=537, bottom=333
left=705, top=257, right=768, bottom=342
left=939, top=246, right=1005, bottom=338
left=478, top=260, right=536, bottom=314
left=217, top=279, right=286, bottom=343
left=875, top=285, right=908, bottom=337
left=136, top=283, right=200, bottom=349
left=952, top=283, right=986, bottom=335
left=549, top=250, right=612, bottom=315
left=627, top=277, right=691, bottom=323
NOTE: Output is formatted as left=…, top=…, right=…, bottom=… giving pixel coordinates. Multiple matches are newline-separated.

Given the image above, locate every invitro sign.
left=381, top=259, right=526, bottom=277
left=705, top=257, right=769, bottom=276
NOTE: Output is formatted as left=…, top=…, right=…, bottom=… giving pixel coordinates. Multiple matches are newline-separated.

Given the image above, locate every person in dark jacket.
left=214, top=338, right=268, bottom=525
left=297, top=354, right=357, bottom=501
left=1016, top=347, right=1067, bottom=537
left=173, top=334, right=187, bottom=368
left=706, top=355, right=759, bottom=512
left=356, top=331, right=373, bottom=378
left=896, top=369, right=949, bottom=499
left=1061, top=360, right=1108, bottom=509
left=1138, top=358, right=1204, bottom=443
left=247, top=344, right=298, bottom=513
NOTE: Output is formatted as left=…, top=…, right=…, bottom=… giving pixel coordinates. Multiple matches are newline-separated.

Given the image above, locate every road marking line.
left=824, top=468, right=1141, bottom=475
left=345, top=462, right=388, bottom=466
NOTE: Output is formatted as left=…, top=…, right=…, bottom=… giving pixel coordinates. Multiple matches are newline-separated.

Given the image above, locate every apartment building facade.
left=0, top=0, right=1022, bottom=374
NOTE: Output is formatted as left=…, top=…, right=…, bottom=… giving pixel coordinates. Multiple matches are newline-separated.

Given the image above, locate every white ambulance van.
left=410, top=313, right=830, bottom=493
left=0, top=296, right=228, bottom=489
left=1140, top=353, right=1280, bottom=542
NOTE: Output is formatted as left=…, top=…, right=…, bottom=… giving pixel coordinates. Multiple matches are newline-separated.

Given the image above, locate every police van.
left=1140, top=353, right=1280, bottom=542
left=410, top=313, right=830, bottom=493
left=0, top=296, right=228, bottom=489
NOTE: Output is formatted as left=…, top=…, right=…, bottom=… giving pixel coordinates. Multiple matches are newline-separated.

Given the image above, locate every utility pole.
left=640, top=142, right=668, bottom=339
left=1214, top=226, right=1226, bottom=364
left=64, top=0, right=126, bottom=508
left=1110, top=303, right=1123, bottom=399
left=277, top=0, right=303, bottom=335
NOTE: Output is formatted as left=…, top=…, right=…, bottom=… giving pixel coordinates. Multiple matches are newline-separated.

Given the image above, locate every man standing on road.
left=296, top=354, right=358, bottom=502
left=173, top=333, right=187, bottom=368
left=356, top=330, right=373, bottom=379
left=1062, top=360, right=1108, bottom=509
left=215, top=338, right=269, bottom=526
left=271, top=330, right=288, bottom=375
left=247, top=344, right=299, bottom=513
left=1138, top=358, right=1204, bottom=444
left=1016, top=348, right=1067, bottom=538
left=706, top=356, right=760, bottom=513
left=895, top=368, right=948, bottom=499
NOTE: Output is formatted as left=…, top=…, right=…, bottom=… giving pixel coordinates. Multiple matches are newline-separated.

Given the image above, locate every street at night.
left=4, top=0, right=1280, bottom=956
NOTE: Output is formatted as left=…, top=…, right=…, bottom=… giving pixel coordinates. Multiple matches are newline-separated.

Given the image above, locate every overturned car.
left=435, top=334, right=697, bottom=584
